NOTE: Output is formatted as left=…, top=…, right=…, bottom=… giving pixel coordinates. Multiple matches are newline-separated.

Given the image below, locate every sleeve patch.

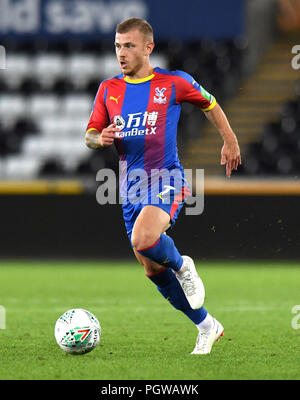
left=200, top=86, right=212, bottom=102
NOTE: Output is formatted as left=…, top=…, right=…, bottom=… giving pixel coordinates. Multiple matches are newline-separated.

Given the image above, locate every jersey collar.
left=124, top=72, right=155, bottom=84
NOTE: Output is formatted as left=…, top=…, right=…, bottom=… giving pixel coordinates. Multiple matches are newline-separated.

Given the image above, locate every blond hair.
left=116, top=18, right=154, bottom=42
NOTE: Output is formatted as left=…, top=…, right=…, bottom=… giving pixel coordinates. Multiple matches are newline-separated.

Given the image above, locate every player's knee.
left=132, top=232, right=159, bottom=251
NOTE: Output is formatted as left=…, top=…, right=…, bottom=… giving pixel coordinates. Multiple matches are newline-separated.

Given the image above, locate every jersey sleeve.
left=173, top=71, right=216, bottom=111
left=86, top=81, right=109, bottom=133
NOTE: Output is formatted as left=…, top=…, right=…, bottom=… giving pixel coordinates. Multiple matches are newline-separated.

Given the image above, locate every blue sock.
left=137, top=234, right=183, bottom=271
left=147, top=268, right=207, bottom=325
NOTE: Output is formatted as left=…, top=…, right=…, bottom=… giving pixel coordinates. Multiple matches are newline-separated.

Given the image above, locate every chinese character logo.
left=127, top=112, right=158, bottom=128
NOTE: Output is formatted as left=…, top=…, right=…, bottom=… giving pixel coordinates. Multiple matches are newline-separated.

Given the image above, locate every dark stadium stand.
left=0, top=38, right=247, bottom=180
left=237, top=89, right=300, bottom=176
left=3, top=35, right=300, bottom=180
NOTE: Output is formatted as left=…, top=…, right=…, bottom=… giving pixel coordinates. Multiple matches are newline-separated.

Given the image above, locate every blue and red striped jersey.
left=87, top=67, right=216, bottom=200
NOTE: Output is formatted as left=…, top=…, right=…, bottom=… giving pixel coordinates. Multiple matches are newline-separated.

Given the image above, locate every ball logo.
left=114, top=115, right=125, bottom=130
left=77, top=328, right=91, bottom=341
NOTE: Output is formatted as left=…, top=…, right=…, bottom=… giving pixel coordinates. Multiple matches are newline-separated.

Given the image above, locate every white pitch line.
left=3, top=305, right=288, bottom=314
left=217, top=306, right=285, bottom=312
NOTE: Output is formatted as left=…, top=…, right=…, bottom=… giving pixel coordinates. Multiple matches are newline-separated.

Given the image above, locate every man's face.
left=115, top=29, right=152, bottom=76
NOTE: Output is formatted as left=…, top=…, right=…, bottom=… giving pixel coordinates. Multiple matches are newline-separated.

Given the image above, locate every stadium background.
left=0, top=0, right=299, bottom=261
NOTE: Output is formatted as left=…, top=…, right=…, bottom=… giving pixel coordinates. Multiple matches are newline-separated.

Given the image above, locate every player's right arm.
left=85, top=124, right=119, bottom=149
left=85, top=81, right=119, bottom=149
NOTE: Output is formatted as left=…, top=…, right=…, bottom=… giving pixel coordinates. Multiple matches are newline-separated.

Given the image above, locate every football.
left=54, top=308, right=101, bottom=355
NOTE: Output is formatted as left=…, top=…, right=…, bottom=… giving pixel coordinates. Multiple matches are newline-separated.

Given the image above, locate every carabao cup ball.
left=54, top=309, right=101, bottom=355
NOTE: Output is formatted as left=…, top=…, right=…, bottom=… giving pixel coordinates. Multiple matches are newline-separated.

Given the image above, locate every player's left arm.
left=174, top=72, right=241, bottom=178
left=204, top=103, right=241, bottom=178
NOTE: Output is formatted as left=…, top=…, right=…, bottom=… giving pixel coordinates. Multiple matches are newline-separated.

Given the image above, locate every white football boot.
left=175, top=255, right=205, bottom=310
left=191, top=318, right=224, bottom=355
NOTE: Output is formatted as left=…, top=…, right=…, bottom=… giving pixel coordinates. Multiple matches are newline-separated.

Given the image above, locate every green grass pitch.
left=0, top=260, right=299, bottom=380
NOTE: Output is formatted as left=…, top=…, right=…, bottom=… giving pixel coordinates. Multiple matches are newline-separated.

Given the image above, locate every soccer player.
left=85, top=18, right=241, bottom=354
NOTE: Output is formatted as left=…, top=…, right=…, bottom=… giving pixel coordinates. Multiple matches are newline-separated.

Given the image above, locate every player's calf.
left=133, top=248, right=167, bottom=276
left=136, top=233, right=183, bottom=271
